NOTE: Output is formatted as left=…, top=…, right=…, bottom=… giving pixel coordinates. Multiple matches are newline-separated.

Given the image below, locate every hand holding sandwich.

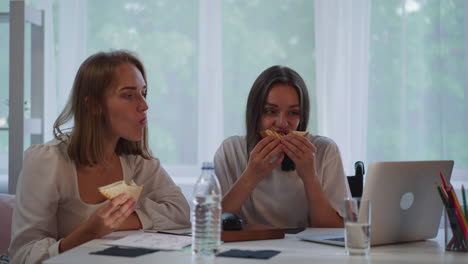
left=246, top=129, right=312, bottom=182
left=245, top=135, right=284, bottom=184
left=281, top=132, right=317, bottom=183
left=59, top=193, right=136, bottom=252
left=82, top=193, right=136, bottom=237
left=221, top=130, right=310, bottom=214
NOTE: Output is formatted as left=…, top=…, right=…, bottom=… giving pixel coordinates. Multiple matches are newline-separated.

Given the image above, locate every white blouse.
left=214, top=135, right=351, bottom=228
left=9, top=139, right=190, bottom=264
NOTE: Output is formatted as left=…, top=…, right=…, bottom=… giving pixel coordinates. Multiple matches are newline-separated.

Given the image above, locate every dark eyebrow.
left=119, top=86, right=136, bottom=91
left=264, top=103, right=300, bottom=109
left=118, top=85, right=147, bottom=92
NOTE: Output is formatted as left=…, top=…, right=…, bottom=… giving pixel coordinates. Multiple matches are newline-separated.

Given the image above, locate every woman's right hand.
left=82, top=194, right=136, bottom=238
left=245, top=135, right=284, bottom=183
left=221, top=136, right=284, bottom=214
left=59, top=194, right=136, bottom=252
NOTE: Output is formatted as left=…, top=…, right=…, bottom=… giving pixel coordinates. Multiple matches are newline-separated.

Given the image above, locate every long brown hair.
left=53, top=50, right=153, bottom=166
left=245, top=65, right=310, bottom=152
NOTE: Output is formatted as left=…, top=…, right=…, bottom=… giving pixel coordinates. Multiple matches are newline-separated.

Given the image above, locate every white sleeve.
left=9, top=145, right=61, bottom=264
left=320, top=141, right=351, bottom=217
left=131, top=157, right=190, bottom=230
left=213, top=139, right=239, bottom=198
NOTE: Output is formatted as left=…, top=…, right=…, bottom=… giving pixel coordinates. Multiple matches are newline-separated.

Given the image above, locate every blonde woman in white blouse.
left=9, top=50, right=190, bottom=264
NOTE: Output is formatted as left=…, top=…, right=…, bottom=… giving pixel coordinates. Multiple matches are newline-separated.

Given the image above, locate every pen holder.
left=444, top=208, right=468, bottom=252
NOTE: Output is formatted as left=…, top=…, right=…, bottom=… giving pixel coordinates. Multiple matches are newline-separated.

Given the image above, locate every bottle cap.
left=202, top=161, right=214, bottom=170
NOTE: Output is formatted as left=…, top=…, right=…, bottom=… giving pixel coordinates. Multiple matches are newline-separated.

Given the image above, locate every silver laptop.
left=299, top=160, right=454, bottom=246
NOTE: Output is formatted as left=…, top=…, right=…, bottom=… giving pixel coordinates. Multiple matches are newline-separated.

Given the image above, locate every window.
left=368, top=0, right=468, bottom=186
left=38, top=0, right=314, bottom=180
left=87, top=0, right=199, bottom=166
left=222, top=0, right=316, bottom=137
left=2, top=0, right=466, bottom=194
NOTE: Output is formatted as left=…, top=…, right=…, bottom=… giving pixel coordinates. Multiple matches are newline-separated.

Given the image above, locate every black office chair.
left=347, top=161, right=365, bottom=198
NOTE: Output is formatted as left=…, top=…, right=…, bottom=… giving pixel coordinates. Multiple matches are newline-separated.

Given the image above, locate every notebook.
left=299, top=160, right=454, bottom=246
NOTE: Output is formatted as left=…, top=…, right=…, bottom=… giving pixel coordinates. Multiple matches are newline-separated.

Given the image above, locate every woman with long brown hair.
left=214, top=65, right=350, bottom=228
left=10, top=50, right=190, bottom=264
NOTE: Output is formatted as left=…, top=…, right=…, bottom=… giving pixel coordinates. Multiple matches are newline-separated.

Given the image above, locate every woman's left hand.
left=281, top=134, right=317, bottom=182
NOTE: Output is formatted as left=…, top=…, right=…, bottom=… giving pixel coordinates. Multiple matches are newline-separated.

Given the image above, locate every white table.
left=44, top=228, right=467, bottom=264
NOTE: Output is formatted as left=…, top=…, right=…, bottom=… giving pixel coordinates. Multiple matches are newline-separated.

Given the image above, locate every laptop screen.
left=298, top=160, right=454, bottom=246
left=363, top=160, right=454, bottom=245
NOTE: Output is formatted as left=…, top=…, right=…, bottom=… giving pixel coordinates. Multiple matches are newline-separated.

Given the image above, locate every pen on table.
left=143, top=230, right=192, bottom=236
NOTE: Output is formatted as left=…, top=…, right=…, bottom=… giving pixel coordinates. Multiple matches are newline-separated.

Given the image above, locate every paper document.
left=107, top=231, right=192, bottom=250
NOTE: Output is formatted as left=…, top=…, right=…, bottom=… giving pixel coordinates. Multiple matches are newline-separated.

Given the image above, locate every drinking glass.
left=344, top=198, right=372, bottom=256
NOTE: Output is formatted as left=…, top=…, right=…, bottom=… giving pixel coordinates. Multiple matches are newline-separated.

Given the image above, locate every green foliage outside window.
left=368, top=0, right=467, bottom=168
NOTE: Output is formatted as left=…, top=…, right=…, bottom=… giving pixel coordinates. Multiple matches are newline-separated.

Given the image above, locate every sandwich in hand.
left=260, top=129, right=309, bottom=139
left=260, top=129, right=309, bottom=171
left=98, top=180, right=144, bottom=203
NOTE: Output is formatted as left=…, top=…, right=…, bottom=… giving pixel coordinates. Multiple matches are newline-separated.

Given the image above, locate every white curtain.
left=197, top=0, right=224, bottom=165
left=314, top=0, right=467, bottom=184
left=314, top=0, right=371, bottom=174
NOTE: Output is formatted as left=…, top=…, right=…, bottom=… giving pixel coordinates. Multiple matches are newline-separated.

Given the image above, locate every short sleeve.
left=213, top=137, right=247, bottom=198
left=214, top=141, right=232, bottom=197
left=9, top=145, right=62, bottom=264
left=319, top=140, right=351, bottom=217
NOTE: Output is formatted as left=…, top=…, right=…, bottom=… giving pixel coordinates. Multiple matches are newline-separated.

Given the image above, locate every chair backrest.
left=0, top=194, right=15, bottom=255
left=347, top=161, right=365, bottom=198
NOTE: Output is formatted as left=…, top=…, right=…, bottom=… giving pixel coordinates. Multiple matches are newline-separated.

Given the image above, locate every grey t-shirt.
left=214, top=135, right=350, bottom=228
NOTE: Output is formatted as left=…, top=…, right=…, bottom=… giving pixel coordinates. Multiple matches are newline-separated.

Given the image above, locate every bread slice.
left=291, top=131, right=309, bottom=137
left=260, top=129, right=283, bottom=139
left=260, top=129, right=309, bottom=139
left=98, top=180, right=144, bottom=203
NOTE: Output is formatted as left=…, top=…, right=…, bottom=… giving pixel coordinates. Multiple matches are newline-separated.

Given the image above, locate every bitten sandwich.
left=260, top=129, right=309, bottom=139
left=98, top=180, right=144, bottom=203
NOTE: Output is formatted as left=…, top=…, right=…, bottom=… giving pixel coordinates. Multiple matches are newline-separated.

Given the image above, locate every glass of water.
left=344, top=198, right=372, bottom=256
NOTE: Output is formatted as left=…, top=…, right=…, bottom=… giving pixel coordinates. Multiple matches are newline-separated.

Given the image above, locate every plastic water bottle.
left=192, top=161, right=222, bottom=256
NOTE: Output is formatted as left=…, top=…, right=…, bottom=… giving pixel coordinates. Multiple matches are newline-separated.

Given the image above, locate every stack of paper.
left=107, top=232, right=191, bottom=251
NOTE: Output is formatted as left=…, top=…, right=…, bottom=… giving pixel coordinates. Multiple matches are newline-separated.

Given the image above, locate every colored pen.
left=448, top=193, right=468, bottom=243
left=450, top=187, right=467, bottom=223
left=448, top=188, right=468, bottom=238
left=436, top=185, right=448, bottom=207
left=439, top=171, right=449, bottom=190
left=439, top=184, right=449, bottom=201
left=462, top=185, right=467, bottom=218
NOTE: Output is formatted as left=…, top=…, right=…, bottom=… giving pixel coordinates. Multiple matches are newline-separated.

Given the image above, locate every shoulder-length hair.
left=53, top=50, right=153, bottom=166
left=245, top=65, right=310, bottom=152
